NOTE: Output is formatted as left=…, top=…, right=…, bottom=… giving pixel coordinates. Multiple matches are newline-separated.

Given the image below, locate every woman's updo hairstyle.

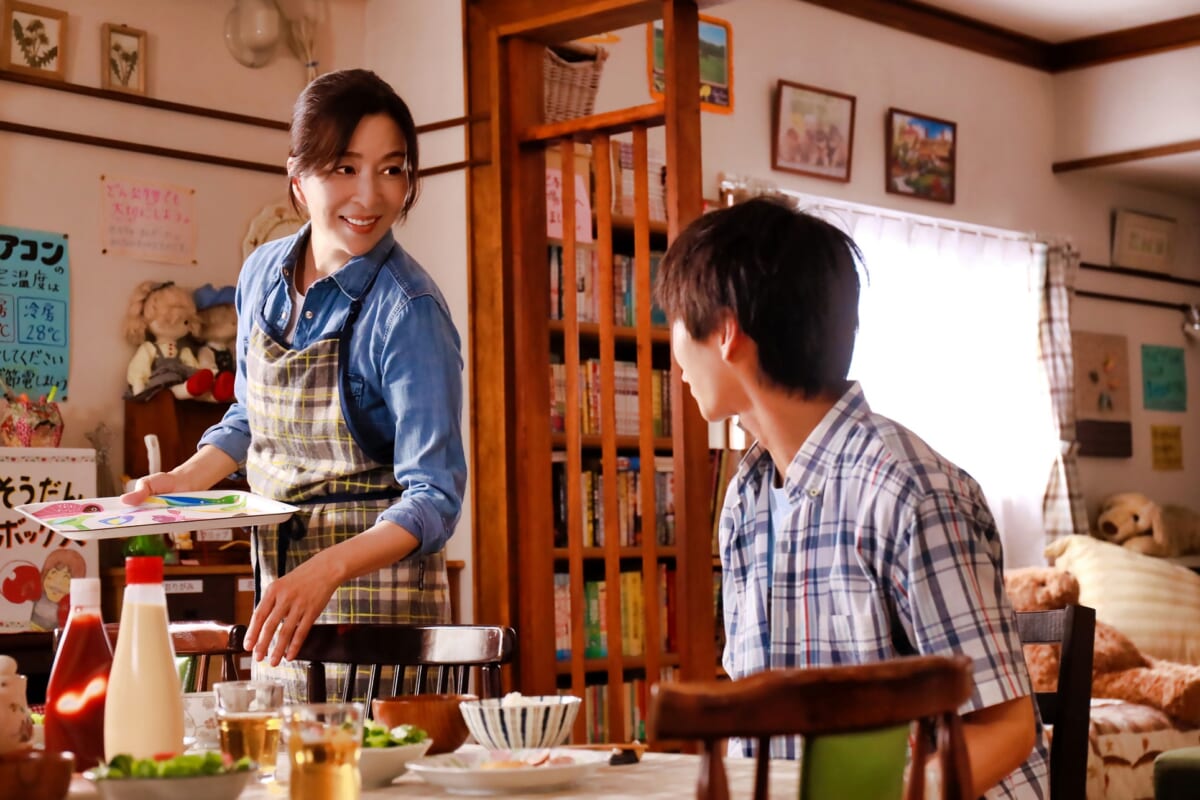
left=288, top=68, right=420, bottom=221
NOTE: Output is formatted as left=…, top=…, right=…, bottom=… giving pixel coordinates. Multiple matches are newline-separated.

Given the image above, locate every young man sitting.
left=654, top=197, right=1046, bottom=799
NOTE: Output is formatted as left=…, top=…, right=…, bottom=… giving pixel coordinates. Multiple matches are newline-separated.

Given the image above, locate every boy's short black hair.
left=654, top=196, right=863, bottom=397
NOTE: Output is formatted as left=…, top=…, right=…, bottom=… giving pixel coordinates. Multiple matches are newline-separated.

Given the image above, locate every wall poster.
left=1072, top=331, right=1132, bottom=457
left=0, top=224, right=70, bottom=399
left=1142, top=344, right=1186, bottom=412
left=100, top=175, right=197, bottom=265
left=0, top=448, right=96, bottom=632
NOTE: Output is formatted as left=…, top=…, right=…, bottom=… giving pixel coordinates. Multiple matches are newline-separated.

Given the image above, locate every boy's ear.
left=717, top=311, right=743, bottom=360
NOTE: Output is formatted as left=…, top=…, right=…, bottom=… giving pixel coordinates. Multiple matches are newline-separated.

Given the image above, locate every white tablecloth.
left=69, top=750, right=802, bottom=799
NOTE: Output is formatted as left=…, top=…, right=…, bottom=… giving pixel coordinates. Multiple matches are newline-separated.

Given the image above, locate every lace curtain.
left=813, top=205, right=1058, bottom=568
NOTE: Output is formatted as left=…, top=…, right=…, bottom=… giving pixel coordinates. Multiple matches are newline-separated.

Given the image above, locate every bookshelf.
left=466, top=1, right=709, bottom=747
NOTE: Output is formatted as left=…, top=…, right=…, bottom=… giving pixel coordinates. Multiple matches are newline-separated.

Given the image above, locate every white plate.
left=86, top=769, right=251, bottom=800
left=359, top=739, right=434, bottom=788
left=15, top=490, right=297, bottom=541
left=406, top=748, right=607, bottom=795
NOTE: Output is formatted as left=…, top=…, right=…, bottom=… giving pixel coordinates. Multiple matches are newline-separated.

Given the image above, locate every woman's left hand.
left=243, top=554, right=341, bottom=666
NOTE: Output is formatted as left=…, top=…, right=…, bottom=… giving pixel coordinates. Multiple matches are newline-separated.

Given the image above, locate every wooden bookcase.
left=466, top=1, right=711, bottom=745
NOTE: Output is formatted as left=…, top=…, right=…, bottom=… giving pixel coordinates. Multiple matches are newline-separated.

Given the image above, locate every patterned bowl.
left=458, top=695, right=581, bottom=750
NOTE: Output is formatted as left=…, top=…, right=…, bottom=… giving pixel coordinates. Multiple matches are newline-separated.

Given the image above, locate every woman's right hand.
left=119, top=472, right=181, bottom=506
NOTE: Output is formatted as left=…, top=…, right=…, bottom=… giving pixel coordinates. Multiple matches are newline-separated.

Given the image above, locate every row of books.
left=611, top=140, right=668, bottom=224
left=569, top=667, right=678, bottom=744
left=552, top=455, right=676, bottom=548
left=550, top=360, right=672, bottom=438
left=553, top=565, right=679, bottom=661
left=548, top=244, right=668, bottom=327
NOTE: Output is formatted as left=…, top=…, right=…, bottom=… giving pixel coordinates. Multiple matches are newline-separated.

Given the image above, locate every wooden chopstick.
left=562, top=741, right=647, bottom=755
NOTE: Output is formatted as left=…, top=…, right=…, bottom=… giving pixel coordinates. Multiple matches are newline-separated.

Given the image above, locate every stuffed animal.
left=122, top=280, right=211, bottom=401
left=193, top=284, right=237, bottom=404
left=1095, top=491, right=1200, bottom=557
left=1006, top=566, right=1200, bottom=724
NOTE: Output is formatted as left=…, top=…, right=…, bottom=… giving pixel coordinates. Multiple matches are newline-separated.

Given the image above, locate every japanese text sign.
left=0, top=225, right=70, bottom=399
left=0, top=448, right=96, bottom=632
left=101, top=175, right=197, bottom=265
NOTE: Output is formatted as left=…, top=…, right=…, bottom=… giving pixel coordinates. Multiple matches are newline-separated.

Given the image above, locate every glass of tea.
left=214, top=679, right=285, bottom=781
left=283, top=702, right=365, bottom=800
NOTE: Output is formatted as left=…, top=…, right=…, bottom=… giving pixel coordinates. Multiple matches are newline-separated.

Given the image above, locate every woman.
left=122, top=69, right=466, bottom=699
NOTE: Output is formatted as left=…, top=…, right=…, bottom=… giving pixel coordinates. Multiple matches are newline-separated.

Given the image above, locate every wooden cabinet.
left=102, top=564, right=255, bottom=629
left=467, top=0, right=709, bottom=745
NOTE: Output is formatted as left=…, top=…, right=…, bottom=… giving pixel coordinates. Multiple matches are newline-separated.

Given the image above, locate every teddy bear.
left=122, top=280, right=212, bottom=401
left=1095, top=491, right=1200, bottom=557
left=1005, top=565, right=1200, bottom=724
left=192, top=284, right=237, bottom=404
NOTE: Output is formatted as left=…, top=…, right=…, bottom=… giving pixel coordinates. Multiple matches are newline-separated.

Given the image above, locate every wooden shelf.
left=556, top=653, right=682, bottom=675
left=1080, top=262, right=1200, bottom=289
left=552, top=433, right=673, bottom=450
left=549, top=319, right=670, bottom=343
left=554, top=547, right=678, bottom=559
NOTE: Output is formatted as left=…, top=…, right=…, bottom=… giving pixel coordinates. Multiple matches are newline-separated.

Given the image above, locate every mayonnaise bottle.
left=103, top=556, right=185, bottom=761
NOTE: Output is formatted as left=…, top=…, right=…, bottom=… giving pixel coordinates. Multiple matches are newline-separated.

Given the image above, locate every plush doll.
left=122, top=280, right=211, bottom=401
left=193, top=284, right=237, bottom=404
left=1006, top=566, right=1200, bottom=724
left=1095, top=491, right=1200, bottom=557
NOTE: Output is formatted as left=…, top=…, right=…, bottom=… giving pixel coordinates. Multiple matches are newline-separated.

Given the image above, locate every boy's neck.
left=741, top=382, right=845, bottom=482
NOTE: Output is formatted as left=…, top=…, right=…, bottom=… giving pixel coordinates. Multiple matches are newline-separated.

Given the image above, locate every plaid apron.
left=244, top=263, right=450, bottom=702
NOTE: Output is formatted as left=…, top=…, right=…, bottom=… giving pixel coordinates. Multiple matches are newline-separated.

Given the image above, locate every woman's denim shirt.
left=199, top=225, right=466, bottom=556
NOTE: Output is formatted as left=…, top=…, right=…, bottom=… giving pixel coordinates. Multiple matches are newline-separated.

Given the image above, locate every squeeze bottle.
left=44, top=577, right=112, bottom=769
left=103, top=556, right=185, bottom=760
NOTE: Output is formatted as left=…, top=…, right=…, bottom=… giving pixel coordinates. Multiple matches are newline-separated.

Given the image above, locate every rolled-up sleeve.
left=198, top=272, right=256, bottom=466
left=376, top=293, right=466, bottom=556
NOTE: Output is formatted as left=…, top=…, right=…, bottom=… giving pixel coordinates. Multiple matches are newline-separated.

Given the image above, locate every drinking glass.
left=214, top=679, right=285, bottom=780
left=283, top=702, right=365, bottom=800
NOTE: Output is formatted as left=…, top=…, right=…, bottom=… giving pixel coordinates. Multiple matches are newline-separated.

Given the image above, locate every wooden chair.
left=650, top=654, right=975, bottom=800
left=54, top=620, right=246, bottom=691
left=291, top=623, right=517, bottom=703
left=1015, top=605, right=1096, bottom=800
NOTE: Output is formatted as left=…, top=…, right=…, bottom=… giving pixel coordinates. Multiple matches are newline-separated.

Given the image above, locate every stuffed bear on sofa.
left=1006, top=565, right=1200, bottom=725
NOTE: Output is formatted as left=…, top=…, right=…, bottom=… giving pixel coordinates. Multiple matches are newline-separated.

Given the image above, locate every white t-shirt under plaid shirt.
left=719, top=382, right=1049, bottom=799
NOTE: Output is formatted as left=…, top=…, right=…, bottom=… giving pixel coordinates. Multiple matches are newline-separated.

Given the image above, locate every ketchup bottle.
left=44, top=577, right=112, bottom=770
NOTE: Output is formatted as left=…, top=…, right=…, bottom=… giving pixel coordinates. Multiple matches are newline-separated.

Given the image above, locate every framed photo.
left=771, top=80, right=855, bottom=182
left=648, top=13, right=733, bottom=114
left=1111, top=209, right=1176, bottom=273
left=2, top=1, right=67, bottom=80
left=885, top=108, right=957, bottom=204
left=100, top=23, right=146, bottom=94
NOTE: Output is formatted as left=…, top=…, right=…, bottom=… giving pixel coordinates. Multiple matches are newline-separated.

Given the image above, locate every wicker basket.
left=543, top=43, right=608, bottom=123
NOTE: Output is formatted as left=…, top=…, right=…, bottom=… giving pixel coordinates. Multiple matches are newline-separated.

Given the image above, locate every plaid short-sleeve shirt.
left=720, top=383, right=1048, bottom=799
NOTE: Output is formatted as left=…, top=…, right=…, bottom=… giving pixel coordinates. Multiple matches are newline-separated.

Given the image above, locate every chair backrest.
left=53, top=620, right=246, bottom=692
left=1015, top=604, right=1095, bottom=800
left=291, top=623, right=517, bottom=703
left=649, top=654, right=975, bottom=800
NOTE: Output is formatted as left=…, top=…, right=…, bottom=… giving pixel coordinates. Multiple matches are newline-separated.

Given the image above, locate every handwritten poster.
left=1142, top=344, right=1186, bottom=412
left=1151, top=425, right=1183, bottom=471
left=1072, top=331, right=1131, bottom=457
left=0, top=448, right=96, bottom=632
left=546, top=168, right=593, bottom=243
left=0, top=225, right=70, bottom=399
left=100, top=175, right=197, bottom=265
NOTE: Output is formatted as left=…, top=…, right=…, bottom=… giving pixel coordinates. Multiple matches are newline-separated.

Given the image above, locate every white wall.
left=591, top=0, right=1200, bottom=553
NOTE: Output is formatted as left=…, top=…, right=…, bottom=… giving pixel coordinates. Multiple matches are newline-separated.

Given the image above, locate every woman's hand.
left=119, top=472, right=179, bottom=506
left=243, top=553, right=342, bottom=666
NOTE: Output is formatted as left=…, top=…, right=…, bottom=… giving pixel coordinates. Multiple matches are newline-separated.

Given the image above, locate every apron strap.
left=338, top=257, right=396, bottom=466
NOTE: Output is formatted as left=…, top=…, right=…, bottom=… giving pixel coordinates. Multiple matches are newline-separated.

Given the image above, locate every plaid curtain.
left=1038, top=241, right=1089, bottom=541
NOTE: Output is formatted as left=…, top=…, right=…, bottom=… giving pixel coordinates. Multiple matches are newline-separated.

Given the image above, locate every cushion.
left=1046, top=535, right=1200, bottom=665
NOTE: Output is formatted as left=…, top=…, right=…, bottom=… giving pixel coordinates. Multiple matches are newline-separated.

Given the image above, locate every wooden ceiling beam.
left=797, top=0, right=1200, bottom=73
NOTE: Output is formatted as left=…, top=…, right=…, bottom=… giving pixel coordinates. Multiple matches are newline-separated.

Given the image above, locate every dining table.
left=65, top=747, right=803, bottom=798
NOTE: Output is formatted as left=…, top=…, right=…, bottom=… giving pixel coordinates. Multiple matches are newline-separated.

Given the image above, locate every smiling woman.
left=120, top=69, right=466, bottom=705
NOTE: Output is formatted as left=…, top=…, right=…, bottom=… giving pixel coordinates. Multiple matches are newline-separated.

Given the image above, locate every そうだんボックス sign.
left=0, top=448, right=96, bottom=632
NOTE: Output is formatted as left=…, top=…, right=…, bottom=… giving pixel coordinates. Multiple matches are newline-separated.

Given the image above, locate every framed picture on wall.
left=885, top=108, right=957, bottom=204
left=771, top=80, right=855, bottom=182
left=2, top=0, right=67, bottom=80
left=647, top=13, right=734, bottom=114
left=1111, top=209, right=1176, bottom=273
left=100, top=23, right=146, bottom=95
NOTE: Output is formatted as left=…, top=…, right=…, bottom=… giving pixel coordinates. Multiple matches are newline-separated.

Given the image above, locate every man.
left=654, top=197, right=1046, bottom=799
